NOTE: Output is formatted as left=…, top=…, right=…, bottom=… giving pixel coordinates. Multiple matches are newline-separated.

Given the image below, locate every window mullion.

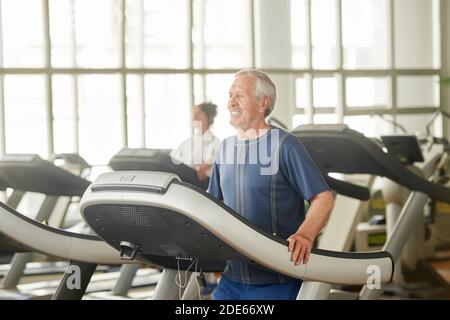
left=388, top=0, right=397, bottom=127
left=336, top=0, right=344, bottom=123
left=0, top=1, right=5, bottom=155
left=43, top=0, right=54, bottom=157
left=69, top=0, right=80, bottom=153
left=188, top=0, right=194, bottom=137
left=119, top=0, right=127, bottom=147
left=306, top=0, right=313, bottom=123
left=139, top=0, right=146, bottom=147
left=250, top=0, right=256, bottom=68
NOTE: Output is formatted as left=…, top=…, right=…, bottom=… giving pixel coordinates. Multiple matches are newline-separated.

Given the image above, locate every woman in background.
left=171, top=102, right=220, bottom=182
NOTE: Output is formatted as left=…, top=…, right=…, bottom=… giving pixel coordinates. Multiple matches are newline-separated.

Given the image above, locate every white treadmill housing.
left=80, top=171, right=394, bottom=286
left=0, top=201, right=135, bottom=265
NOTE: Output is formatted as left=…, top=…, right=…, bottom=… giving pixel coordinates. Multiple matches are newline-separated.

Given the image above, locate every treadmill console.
left=381, top=135, right=424, bottom=165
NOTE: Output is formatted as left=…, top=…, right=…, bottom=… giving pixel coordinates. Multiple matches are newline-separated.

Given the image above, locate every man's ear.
left=259, top=96, right=269, bottom=113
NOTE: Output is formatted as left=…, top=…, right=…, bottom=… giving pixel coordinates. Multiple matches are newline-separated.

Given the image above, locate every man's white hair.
left=235, top=69, right=277, bottom=117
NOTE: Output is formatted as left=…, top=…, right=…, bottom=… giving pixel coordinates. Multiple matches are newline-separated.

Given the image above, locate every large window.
left=0, top=0, right=446, bottom=164
left=1, top=0, right=45, bottom=67
left=50, top=0, right=122, bottom=68
left=193, top=0, right=252, bottom=69
left=291, top=0, right=442, bottom=138
left=342, top=0, right=389, bottom=69
left=77, top=75, right=123, bottom=164
left=4, top=75, right=48, bottom=156
left=126, top=0, right=189, bottom=68
left=144, top=74, right=191, bottom=149
left=52, top=75, right=77, bottom=154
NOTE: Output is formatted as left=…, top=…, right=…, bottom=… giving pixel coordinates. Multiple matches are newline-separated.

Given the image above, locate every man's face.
left=227, top=75, right=263, bottom=131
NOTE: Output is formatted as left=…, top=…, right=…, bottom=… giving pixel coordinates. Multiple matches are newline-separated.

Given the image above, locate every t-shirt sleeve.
left=205, top=136, right=221, bottom=177
left=207, top=143, right=223, bottom=201
left=205, top=136, right=221, bottom=164
left=280, top=135, right=330, bottom=202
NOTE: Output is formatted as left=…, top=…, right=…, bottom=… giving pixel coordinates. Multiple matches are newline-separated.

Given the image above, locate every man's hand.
left=287, top=232, right=313, bottom=265
left=287, top=190, right=334, bottom=266
left=196, top=164, right=211, bottom=181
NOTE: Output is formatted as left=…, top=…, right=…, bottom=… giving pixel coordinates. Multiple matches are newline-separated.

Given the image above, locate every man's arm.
left=287, top=190, right=334, bottom=265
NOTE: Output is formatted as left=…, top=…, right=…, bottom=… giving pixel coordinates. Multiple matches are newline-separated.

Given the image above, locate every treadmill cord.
left=175, top=258, right=199, bottom=300
left=194, top=259, right=202, bottom=300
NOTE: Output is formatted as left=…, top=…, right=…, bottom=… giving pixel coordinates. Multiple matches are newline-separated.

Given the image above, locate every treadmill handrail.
left=0, top=175, right=9, bottom=190
left=176, top=182, right=389, bottom=261
left=323, top=175, right=370, bottom=200
left=81, top=172, right=394, bottom=285
left=0, top=201, right=133, bottom=265
left=170, top=184, right=394, bottom=284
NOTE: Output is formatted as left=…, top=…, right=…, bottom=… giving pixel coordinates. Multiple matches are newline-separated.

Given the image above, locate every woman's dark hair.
left=197, top=102, right=218, bottom=126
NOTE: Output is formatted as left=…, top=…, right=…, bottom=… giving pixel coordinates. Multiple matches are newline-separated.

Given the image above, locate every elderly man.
left=208, top=69, right=334, bottom=300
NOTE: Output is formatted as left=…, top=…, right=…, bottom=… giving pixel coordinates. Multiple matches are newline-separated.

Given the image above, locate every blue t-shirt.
left=208, top=128, right=329, bottom=285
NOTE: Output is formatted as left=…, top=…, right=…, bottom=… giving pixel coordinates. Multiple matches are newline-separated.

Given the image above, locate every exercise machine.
left=79, top=171, right=394, bottom=300
left=291, top=124, right=450, bottom=299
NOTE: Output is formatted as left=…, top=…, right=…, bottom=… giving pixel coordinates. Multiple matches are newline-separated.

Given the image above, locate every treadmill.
left=104, top=148, right=213, bottom=298
left=0, top=175, right=25, bottom=264
left=0, top=154, right=91, bottom=294
left=291, top=124, right=450, bottom=299
left=109, top=148, right=209, bottom=190
left=80, top=171, right=394, bottom=300
left=0, top=200, right=139, bottom=299
left=80, top=124, right=450, bottom=300
left=0, top=154, right=148, bottom=299
left=106, top=147, right=372, bottom=298
left=291, top=125, right=449, bottom=203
